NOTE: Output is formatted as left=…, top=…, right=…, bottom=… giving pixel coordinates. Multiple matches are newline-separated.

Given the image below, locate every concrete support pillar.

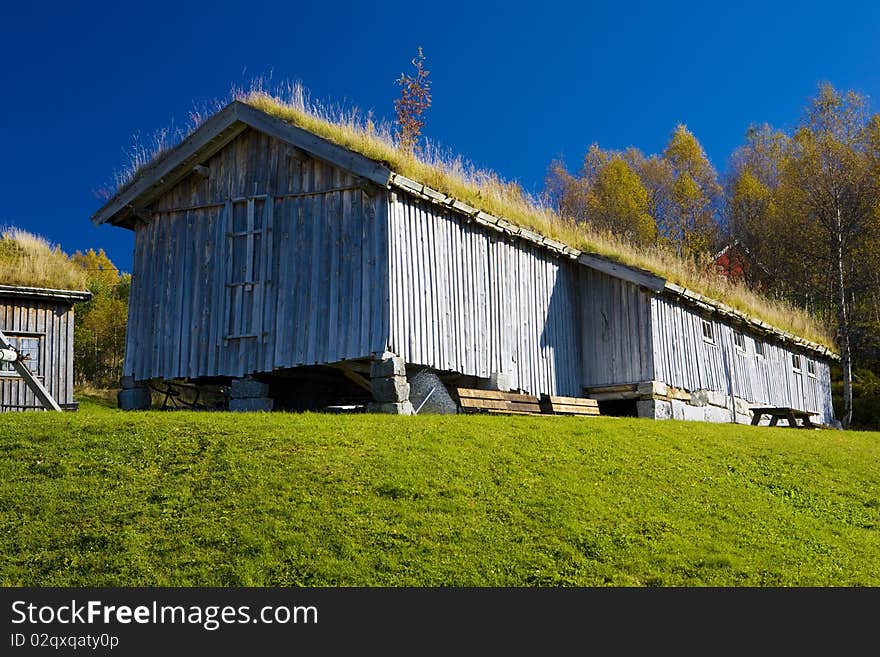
left=229, top=377, right=274, bottom=412
left=118, top=376, right=152, bottom=411
left=367, top=354, right=413, bottom=415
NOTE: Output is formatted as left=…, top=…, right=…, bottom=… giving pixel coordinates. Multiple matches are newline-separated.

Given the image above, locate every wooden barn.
left=0, top=285, right=91, bottom=411
left=92, top=100, right=837, bottom=424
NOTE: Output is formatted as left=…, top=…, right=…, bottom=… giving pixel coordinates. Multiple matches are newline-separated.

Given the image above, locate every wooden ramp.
left=455, top=388, right=542, bottom=415
left=455, top=388, right=600, bottom=417
left=540, top=394, right=600, bottom=416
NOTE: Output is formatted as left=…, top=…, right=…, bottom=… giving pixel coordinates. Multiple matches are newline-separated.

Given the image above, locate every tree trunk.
left=835, top=210, right=853, bottom=428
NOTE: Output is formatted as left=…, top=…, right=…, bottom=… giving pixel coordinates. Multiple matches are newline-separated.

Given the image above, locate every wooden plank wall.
left=387, top=194, right=582, bottom=397
left=578, top=267, right=654, bottom=386
left=651, top=295, right=835, bottom=424
left=0, top=297, right=74, bottom=410
left=119, top=124, right=835, bottom=424
left=123, top=129, right=389, bottom=381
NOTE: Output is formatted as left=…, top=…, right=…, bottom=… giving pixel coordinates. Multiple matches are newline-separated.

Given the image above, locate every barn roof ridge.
left=91, top=100, right=837, bottom=360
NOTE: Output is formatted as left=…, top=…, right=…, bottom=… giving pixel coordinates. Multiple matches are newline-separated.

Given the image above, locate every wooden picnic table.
left=750, top=407, right=817, bottom=428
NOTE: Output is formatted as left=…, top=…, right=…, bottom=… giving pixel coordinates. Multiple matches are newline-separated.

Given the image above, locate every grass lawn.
left=1, top=393, right=878, bottom=586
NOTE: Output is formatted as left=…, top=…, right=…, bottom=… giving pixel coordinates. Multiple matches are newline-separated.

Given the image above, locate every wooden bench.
left=540, top=394, right=600, bottom=416
left=750, top=407, right=818, bottom=428
left=455, top=388, right=542, bottom=415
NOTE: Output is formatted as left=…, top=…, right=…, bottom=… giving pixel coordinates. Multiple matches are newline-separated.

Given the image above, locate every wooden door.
left=223, top=196, right=274, bottom=355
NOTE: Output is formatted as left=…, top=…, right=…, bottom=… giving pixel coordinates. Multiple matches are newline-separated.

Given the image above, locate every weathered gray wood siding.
left=651, top=296, right=835, bottom=423
left=579, top=268, right=654, bottom=386
left=387, top=194, right=582, bottom=396
left=123, top=129, right=389, bottom=381
left=0, top=297, right=75, bottom=410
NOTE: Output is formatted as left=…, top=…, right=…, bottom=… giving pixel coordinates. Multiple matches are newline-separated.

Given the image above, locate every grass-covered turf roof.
left=106, top=82, right=836, bottom=350
left=0, top=227, right=87, bottom=292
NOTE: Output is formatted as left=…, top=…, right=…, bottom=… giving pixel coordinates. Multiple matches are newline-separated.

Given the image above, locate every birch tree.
left=660, top=125, right=723, bottom=257
left=778, top=84, right=880, bottom=427
left=725, top=125, right=792, bottom=289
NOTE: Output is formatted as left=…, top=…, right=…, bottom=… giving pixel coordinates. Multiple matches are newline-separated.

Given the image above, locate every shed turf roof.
left=91, top=93, right=837, bottom=357
left=0, top=228, right=89, bottom=293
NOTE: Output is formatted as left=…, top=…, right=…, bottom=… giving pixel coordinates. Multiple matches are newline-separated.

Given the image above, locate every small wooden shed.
left=92, top=100, right=837, bottom=424
left=0, top=285, right=91, bottom=411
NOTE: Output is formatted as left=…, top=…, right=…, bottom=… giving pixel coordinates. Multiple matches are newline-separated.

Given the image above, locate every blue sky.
left=1, top=1, right=879, bottom=273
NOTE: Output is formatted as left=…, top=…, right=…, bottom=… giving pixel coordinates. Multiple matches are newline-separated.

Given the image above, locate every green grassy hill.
left=1, top=397, right=878, bottom=586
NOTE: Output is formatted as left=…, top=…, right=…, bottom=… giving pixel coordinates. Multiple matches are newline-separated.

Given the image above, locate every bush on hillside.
left=72, top=248, right=129, bottom=388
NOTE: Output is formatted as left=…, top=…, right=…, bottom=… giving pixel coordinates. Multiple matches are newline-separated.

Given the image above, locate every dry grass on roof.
left=0, top=227, right=87, bottom=291
left=109, top=80, right=836, bottom=350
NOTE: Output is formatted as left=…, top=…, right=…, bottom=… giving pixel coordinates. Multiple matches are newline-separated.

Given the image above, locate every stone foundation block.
left=371, top=376, right=410, bottom=403
left=734, top=397, right=752, bottom=417
left=229, top=397, right=274, bottom=412
left=707, top=391, right=730, bottom=408
left=118, top=387, right=152, bottom=411
left=734, top=411, right=754, bottom=425
left=637, top=399, right=672, bottom=420
left=230, top=378, right=270, bottom=399
left=367, top=401, right=414, bottom=415
left=489, top=371, right=515, bottom=392
left=677, top=400, right=708, bottom=422
left=370, top=356, right=406, bottom=378
left=704, top=404, right=735, bottom=423
left=408, top=371, right=458, bottom=415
